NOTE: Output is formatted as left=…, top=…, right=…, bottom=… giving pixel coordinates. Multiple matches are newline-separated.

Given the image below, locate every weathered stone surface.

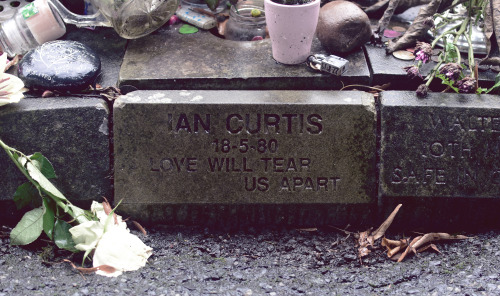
left=0, top=97, right=111, bottom=224
left=118, top=24, right=370, bottom=90
left=114, top=90, right=377, bottom=221
left=380, top=91, right=500, bottom=198
left=316, top=1, right=372, bottom=54
left=18, top=41, right=101, bottom=91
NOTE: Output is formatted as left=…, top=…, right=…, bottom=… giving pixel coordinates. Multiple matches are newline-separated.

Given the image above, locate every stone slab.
left=0, top=97, right=111, bottom=224
left=114, top=90, right=377, bottom=212
left=365, top=45, right=499, bottom=90
left=118, top=24, right=370, bottom=90
left=64, top=26, right=128, bottom=88
left=380, top=91, right=500, bottom=198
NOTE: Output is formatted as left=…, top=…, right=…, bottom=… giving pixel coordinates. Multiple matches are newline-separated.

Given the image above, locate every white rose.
left=93, top=227, right=153, bottom=277
left=0, top=53, right=26, bottom=107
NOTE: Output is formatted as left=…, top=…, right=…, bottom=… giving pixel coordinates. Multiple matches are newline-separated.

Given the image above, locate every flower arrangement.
left=403, top=1, right=500, bottom=97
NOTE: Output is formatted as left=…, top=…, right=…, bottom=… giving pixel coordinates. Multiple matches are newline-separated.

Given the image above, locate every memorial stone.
left=380, top=91, right=500, bottom=198
left=379, top=91, right=500, bottom=231
left=0, top=97, right=112, bottom=225
left=114, top=90, right=377, bottom=225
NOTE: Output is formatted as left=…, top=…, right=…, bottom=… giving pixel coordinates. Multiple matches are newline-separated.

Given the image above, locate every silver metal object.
left=428, top=6, right=487, bottom=55
left=307, top=54, right=348, bottom=76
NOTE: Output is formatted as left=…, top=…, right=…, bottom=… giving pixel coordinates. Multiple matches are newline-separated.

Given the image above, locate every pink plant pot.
left=264, top=0, right=320, bottom=64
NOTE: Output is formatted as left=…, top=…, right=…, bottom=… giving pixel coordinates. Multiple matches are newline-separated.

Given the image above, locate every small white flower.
left=69, top=201, right=153, bottom=277
left=0, top=53, right=26, bottom=107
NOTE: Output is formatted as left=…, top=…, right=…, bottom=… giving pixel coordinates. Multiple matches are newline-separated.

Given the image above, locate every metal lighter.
left=307, top=54, right=349, bottom=76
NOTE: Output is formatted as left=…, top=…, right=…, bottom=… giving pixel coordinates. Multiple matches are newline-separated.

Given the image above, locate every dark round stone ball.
left=316, top=1, right=372, bottom=53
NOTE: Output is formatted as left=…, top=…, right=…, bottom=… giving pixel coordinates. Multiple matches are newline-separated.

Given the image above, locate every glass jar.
left=181, top=0, right=228, bottom=14
left=225, top=0, right=266, bottom=41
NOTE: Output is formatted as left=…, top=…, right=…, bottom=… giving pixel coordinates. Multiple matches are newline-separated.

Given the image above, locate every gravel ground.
left=1, top=224, right=500, bottom=296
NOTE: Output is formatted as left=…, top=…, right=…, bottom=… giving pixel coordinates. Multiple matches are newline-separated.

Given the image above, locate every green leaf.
left=476, top=87, right=488, bottom=94
left=204, top=0, right=220, bottom=11
left=43, top=198, right=56, bottom=239
left=444, top=43, right=458, bottom=63
left=29, top=152, right=56, bottom=179
left=486, top=74, right=500, bottom=94
left=13, top=182, right=38, bottom=210
left=179, top=24, right=199, bottom=34
left=10, top=207, right=44, bottom=245
left=436, top=74, right=459, bottom=93
left=19, top=156, right=68, bottom=203
left=53, top=220, right=78, bottom=252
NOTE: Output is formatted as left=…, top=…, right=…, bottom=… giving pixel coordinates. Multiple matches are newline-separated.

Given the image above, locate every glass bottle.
left=0, top=0, right=67, bottom=56
left=0, top=0, right=178, bottom=57
left=225, top=0, right=266, bottom=41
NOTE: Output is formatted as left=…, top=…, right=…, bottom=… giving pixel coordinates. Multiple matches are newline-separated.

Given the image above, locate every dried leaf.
left=386, top=0, right=441, bottom=53
left=481, top=0, right=500, bottom=66
left=382, top=237, right=408, bottom=258
left=371, top=204, right=402, bottom=241
left=64, top=259, right=116, bottom=274
left=374, top=0, right=401, bottom=37
left=42, top=90, right=54, bottom=98
left=381, top=237, right=402, bottom=248
left=218, top=18, right=228, bottom=36
left=416, top=243, right=440, bottom=254
left=387, top=245, right=404, bottom=258
left=364, top=0, right=430, bottom=17
left=4, top=54, right=21, bottom=72
left=359, top=246, right=371, bottom=257
left=102, top=197, right=118, bottom=225
left=132, top=220, right=148, bottom=236
left=397, top=236, right=422, bottom=262
left=410, top=233, right=469, bottom=253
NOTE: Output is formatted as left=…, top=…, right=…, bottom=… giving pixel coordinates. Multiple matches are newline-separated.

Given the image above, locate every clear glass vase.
left=225, top=0, right=266, bottom=41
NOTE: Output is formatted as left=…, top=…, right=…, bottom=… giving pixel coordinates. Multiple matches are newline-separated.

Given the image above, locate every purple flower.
left=439, top=63, right=462, bottom=81
left=414, top=41, right=432, bottom=64
left=404, top=65, right=422, bottom=79
left=456, top=77, right=476, bottom=93
left=416, top=84, right=429, bottom=97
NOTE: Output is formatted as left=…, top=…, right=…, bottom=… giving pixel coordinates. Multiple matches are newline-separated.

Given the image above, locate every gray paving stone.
left=118, top=25, right=370, bottom=90
left=0, top=97, right=112, bottom=224
left=379, top=91, right=500, bottom=231
left=114, top=90, right=377, bottom=225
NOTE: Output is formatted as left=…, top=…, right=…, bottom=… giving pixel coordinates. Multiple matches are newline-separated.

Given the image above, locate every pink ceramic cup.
left=264, top=0, right=320, bottom=64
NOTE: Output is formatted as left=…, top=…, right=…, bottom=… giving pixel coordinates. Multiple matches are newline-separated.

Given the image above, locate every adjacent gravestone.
left=0, top=97, right=111, bottom=225
left=114, top=90, right=377, bottom=226
left=380, top=91, right=500, bottom=230
left=380, top=91, right=500, bottom=197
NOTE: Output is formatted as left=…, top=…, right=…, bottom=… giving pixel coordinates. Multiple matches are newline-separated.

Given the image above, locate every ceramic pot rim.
left=264, top=0, right=319, bottom=9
